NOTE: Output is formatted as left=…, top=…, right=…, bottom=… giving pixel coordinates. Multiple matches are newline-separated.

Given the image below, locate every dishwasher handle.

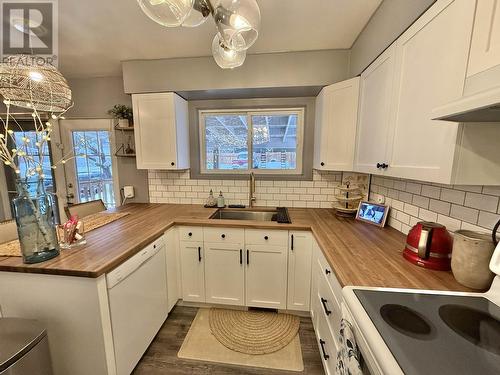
left=107, top=242, right=163, bottom=289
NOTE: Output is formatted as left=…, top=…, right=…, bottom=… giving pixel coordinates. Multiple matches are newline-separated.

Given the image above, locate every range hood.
left=432, top=86, right=500, bottom=122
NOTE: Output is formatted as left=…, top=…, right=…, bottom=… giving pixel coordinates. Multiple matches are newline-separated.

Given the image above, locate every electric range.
left=343, top=243, right=500, bottom=375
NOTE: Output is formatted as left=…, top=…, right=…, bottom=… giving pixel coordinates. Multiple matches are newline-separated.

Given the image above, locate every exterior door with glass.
left=59, top=119, right=119, bottom=209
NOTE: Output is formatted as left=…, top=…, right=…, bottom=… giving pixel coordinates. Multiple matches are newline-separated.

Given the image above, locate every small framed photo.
left=356, top=201, right=389, bottom=227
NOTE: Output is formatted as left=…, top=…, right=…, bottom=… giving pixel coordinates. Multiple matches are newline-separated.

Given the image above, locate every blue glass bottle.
left=12, top=178, right=60, bottom=264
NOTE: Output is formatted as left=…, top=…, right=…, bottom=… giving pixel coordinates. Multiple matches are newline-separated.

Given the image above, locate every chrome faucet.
left=249, top=172, right=256, bottom=208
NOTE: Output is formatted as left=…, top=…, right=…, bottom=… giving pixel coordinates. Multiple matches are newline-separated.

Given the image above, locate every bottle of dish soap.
left=205, top=189, right=217, bottom=207
left=217, top=191, right=225, bottom=208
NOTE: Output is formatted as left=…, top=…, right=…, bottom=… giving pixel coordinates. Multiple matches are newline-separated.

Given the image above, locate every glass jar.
left=12, top=179, right=60, bottom=264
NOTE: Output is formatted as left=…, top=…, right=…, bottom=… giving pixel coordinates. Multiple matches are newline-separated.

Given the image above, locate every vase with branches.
left=0, top=55, right=75, bottom=263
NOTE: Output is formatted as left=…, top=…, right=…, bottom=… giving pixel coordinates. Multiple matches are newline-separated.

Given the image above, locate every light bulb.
left=212, top=33, right=246, bottom=69
left=214, top=0, right=260, bottom=52
left=29, top=71, right=44, bottom=81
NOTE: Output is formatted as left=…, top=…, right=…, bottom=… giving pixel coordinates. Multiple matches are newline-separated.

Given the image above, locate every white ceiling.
left=58, top=0, right=382, bottom=78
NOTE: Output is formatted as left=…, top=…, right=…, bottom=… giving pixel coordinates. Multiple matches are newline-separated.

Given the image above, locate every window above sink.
left=199, top=108, right=305, bottom=176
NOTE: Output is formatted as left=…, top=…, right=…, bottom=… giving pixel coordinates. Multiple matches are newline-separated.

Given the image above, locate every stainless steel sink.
left=210, top=209, right=277, bottom=221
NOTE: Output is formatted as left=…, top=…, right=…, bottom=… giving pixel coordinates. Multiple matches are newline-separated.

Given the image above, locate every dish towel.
left=335, top=317, right=362, bottom=375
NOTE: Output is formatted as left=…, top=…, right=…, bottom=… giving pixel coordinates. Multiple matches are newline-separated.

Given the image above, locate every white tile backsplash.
left=148, top=169, right=368, bottom=208
left=372, top=176, right=500, bottom=234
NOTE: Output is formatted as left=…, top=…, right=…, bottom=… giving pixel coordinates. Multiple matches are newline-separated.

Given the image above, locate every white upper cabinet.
left=354, top=0, right=496, bottom=184
left=386, top=0, right=476, bottom=183
left=314, top=77, right=360, bottom=171
left=354, top=45, right=396, bottom=175
left=132, top=92, right=190, bottom=170
left=467, top=0, right=500, bottom=78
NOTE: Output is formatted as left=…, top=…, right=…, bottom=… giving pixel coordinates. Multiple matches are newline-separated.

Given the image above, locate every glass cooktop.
left=354, top=290, right=500, bottom=375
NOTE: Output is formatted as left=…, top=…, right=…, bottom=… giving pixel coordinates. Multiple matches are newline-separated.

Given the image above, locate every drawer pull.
left=320, top=297, right=332, bottom=316
left=221, top=234, right=226, bottom=239
left=198, top=247, right=202, bottom=262
left=319, top=339, right=329, bottom=360
left=264, top=235, right=269, bottom=240
left=247, top=249, right=249, bottom=265
left=188, top=232, right=192, bottom=237
left=240, top=249, right=242, bottom=265
left=325, top=268, right=331, bottom=275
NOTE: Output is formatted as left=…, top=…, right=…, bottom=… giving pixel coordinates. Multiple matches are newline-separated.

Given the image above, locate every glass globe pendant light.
left=213, top=0, right=261, bottom=51
left=182, top=0, right=211, bottom=27
left=137, top=0, right=194, bottom=27
left=212, top=33, right=246, bottom=69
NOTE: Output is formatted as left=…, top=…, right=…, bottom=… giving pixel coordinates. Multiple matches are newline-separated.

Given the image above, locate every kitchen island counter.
left=0, top=203, right=471, bottom=291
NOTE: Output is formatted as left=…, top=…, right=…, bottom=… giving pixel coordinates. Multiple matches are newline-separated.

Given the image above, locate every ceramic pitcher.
left=451, top=230, right=495, bottom=290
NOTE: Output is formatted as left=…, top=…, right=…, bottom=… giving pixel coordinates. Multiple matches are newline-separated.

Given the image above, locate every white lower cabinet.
left=311, top=240, right=345, bottom=375
left=287, top=231, right=313, bottom=311
left=180, top=241, right=205, bottom=303
left=246, top=244, right=288, bottom=309
left=179, top=228, right=312, bottom=312
left=205, top=242, right=245, bottom=306
left=165, top=227, right=180, bottom=312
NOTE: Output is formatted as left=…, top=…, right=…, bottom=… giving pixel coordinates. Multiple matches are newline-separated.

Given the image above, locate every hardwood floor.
left=133, top=306, right=325, bottom=375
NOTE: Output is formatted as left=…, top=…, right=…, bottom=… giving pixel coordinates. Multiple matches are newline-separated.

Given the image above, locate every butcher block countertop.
left=0, top=203, right=471, bottom=291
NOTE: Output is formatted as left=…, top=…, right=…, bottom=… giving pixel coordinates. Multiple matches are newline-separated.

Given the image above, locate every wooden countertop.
left=0, top=204, right=471, bottom=291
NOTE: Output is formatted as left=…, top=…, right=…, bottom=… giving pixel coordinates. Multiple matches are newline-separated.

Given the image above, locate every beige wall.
left=65, top=77, right=149, bottom=204
left=122, top=50, right=350, bottom=94
left=66, top=77, right=132, bottom=118
left=349, top=0, right=435, bottom=76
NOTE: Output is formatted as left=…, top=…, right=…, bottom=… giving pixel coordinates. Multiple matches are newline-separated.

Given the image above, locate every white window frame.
left=199, top=108, right=305, bottom=175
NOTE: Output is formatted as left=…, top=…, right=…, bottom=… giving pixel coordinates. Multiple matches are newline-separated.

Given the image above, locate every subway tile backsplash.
left=148, top=170, right=368, bottom=208
left=148, top=170, right=336, bottom=208
left=371, top=176, right=500, bottom=235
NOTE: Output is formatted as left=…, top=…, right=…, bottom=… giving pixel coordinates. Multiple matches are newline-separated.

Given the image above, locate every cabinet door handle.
left=376, top=162, right=382, bottom=169
left=319, top=339, right=329, bottom=360
left=240, top=249, right=242, bottom=265
left=325, top=268, right=331, bottom=275
left=321, top=297, right=332, bottom=316
left=320, top=162, right=325, bottom=166
left=171, top=162, right=175, bottom=166
left=198, top=246, right=202, bottom=262
left=291, top=234, right=294, bottom=251
left=247, top=249, right=249, bottom=265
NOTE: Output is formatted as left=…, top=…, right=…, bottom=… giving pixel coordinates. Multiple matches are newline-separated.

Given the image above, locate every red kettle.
left=403, top=222, right=453, bottom=271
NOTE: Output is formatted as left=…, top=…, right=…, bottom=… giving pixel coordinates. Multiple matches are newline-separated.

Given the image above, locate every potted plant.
left=108, top=104, right=134, bottom=127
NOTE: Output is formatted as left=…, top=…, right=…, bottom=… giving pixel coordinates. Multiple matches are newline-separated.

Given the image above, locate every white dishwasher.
left=107, top=235, right=168, bottom=375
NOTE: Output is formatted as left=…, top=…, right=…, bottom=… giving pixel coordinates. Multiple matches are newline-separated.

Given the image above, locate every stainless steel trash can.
left=0, top=318, right=53, bottom=375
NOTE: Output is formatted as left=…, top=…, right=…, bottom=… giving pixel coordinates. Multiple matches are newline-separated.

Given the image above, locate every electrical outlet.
left=123, top=186, right=135, bottom=199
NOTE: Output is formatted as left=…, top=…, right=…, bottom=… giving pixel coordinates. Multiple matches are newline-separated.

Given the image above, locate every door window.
left=72, top=130, right=115, bottom=207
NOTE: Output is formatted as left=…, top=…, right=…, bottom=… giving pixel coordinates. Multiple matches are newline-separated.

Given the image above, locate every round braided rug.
left=208, top=308, right=300, bottom=355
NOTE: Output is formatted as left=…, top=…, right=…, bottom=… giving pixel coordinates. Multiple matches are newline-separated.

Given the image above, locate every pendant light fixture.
left=137, top=0, right=261, bottom=69
left=213, top=0, right=260, bottom=51
left=137, top=0, right=194, bottom=27
left=212, top=33, right=246, bottom=69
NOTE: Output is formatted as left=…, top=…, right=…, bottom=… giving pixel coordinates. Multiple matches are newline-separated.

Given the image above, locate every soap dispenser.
left=217, top=191, right=225, bottom=208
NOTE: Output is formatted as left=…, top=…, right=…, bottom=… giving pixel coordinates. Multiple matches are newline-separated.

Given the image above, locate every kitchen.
left=0, top=0, right=499, bottom=374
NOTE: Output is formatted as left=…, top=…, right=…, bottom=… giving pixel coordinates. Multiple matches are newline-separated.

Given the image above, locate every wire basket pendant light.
left=0, top=55, right=72, bottom=113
